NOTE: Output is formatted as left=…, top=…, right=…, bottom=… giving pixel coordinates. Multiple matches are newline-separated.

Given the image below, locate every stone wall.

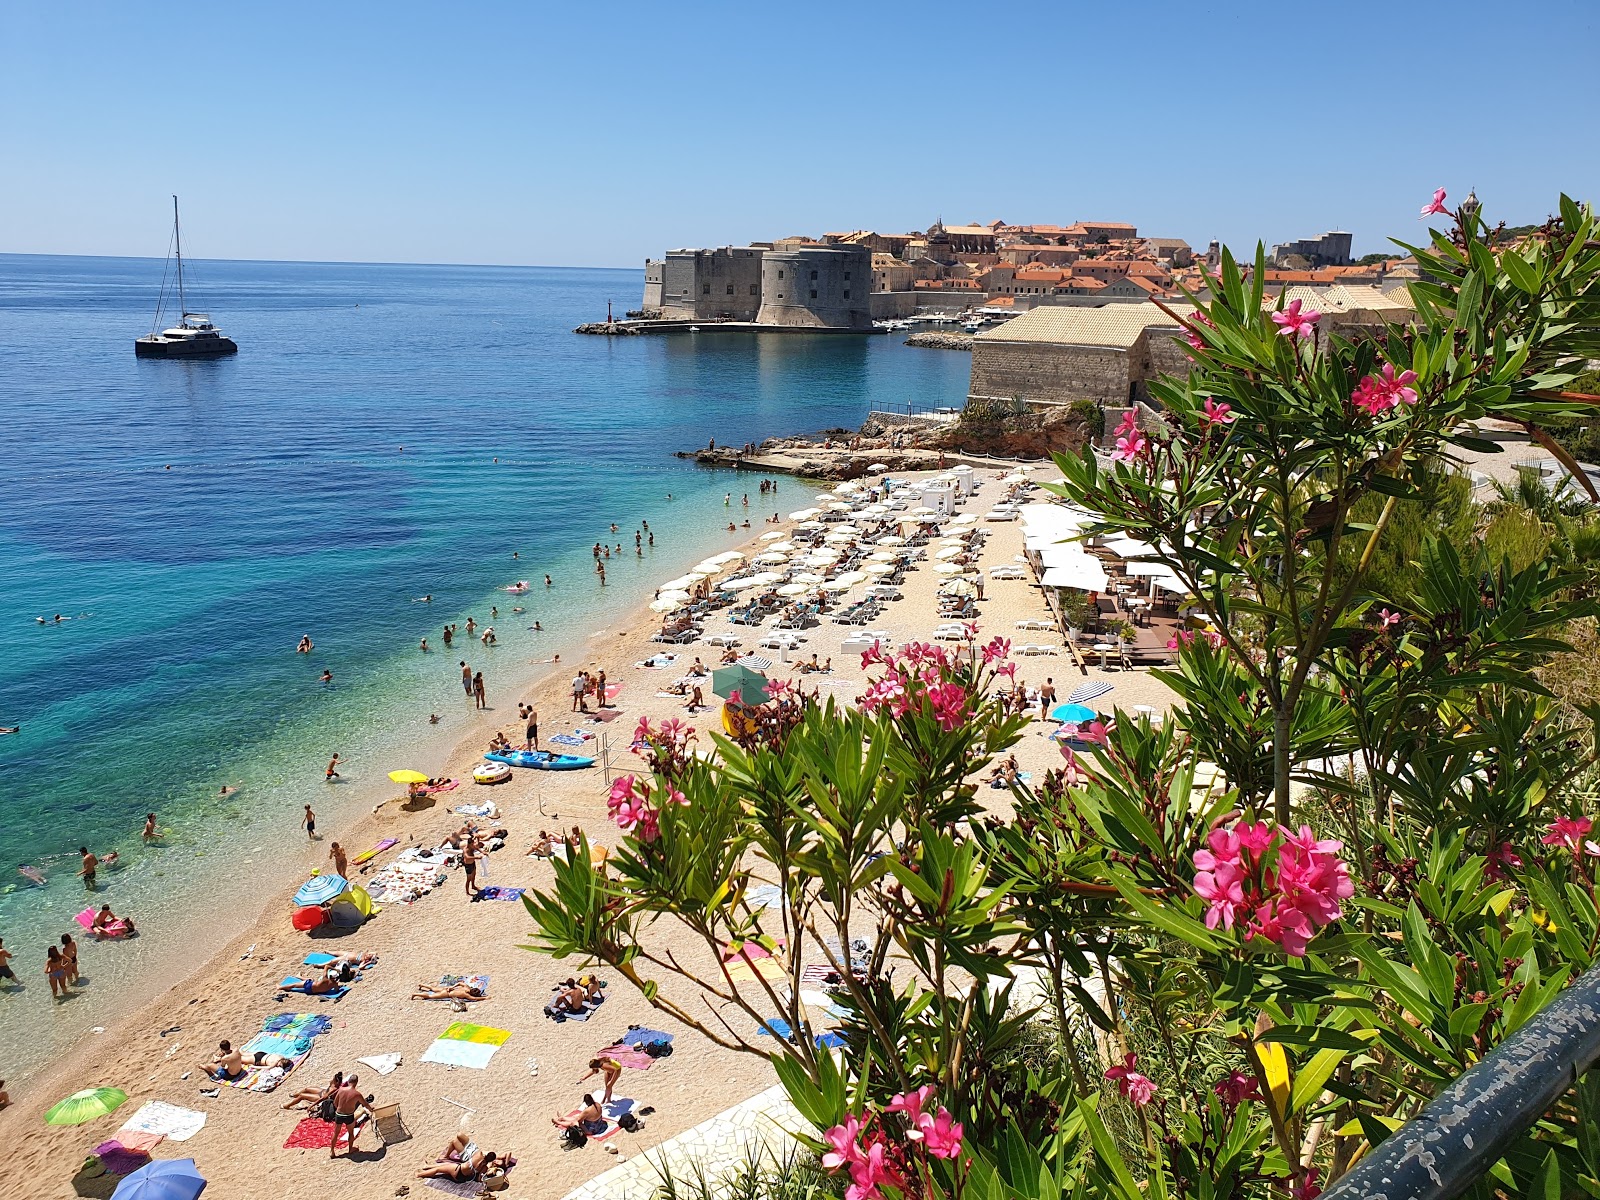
left=756, top=245, right=872, bottom=329
left=643, top=259, right=664, bottom=311
left=969, top=341, right=1133, bottom=408
left=658, top=247, right=764, bottom=320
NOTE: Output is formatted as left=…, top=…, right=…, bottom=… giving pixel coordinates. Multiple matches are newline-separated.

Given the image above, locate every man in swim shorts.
left=0, top=938, right=14, bottom=983
left=329, top=1074, right=368, bottom=1158
left=200, top=1040, right=246, bottom=1082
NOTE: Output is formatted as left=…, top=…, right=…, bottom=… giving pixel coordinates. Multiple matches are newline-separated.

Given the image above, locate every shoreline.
left=4, top=499, right=821, bottom=1159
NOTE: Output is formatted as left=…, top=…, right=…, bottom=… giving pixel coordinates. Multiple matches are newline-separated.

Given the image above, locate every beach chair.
left=371, top=1101, right=412, bottom=1146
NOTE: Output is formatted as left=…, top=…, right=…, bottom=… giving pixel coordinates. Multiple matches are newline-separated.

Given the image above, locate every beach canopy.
left=291, top=906, right=326, bottom=931
left=713, top=664, right=768, bottom=702
left=777, top=583, right=810, bottom=596
left=112, top=1157, right=207, bottom=1200
left=387, top=769, right=429, bottom=785
left=294, top=874, right=348, bottom=907
left=1051, top=703, right=1099, bottom=724
left=45, top=1086, right=127, bottom=1126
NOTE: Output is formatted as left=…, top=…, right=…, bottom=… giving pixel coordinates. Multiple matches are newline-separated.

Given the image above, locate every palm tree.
left=1486, top=465, right=1591, bottom=526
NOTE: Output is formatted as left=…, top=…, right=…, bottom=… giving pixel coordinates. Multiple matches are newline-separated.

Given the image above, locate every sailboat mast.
left=173, top=195, right=187, bottom=318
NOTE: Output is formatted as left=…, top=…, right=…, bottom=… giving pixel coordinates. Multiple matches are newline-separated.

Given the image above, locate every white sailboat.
left=134, top=196, right=238, bottom=358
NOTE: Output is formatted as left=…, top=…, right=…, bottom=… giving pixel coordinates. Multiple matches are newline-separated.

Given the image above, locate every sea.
left=0, top=254, right=970, bottom=1079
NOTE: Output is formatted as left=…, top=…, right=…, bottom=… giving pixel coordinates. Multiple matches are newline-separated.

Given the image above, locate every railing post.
left=1322, top=962, right=1600, bottom=1199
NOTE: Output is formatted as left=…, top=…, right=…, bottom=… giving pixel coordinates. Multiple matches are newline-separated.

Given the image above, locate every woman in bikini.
left=417, top=1134, right=500, bottom=1181
left=281, top=1070, right=343, bottom=1111
left=411, top=981, right=486, bottom=1002
left=579, top=1056, right=622, bottom=1103
left=44, top=946, right=69, bottom=998
left=59, top=934, right=80, bottom=984
left=552, top=1094, right=607, bottom=1135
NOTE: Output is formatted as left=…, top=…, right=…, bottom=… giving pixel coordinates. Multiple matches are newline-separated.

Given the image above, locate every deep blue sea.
left=0, top=254, right=969, bottom=1077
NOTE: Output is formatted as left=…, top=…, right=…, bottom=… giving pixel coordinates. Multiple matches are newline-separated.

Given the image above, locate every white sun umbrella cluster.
left=832, top=570, right=868, bottom=587
left=864, top=562, right=896, bottom=575
left=789, top=508, right=822, bottom=521
left=877, top=535, right=907, bottom=546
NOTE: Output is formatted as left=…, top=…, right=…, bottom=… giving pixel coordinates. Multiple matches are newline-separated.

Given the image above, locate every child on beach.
left=329, top=841, right=348, bottom=878
left=303, top=805, right=317, bottom=839
left=0, top=939, right=15, bottom=987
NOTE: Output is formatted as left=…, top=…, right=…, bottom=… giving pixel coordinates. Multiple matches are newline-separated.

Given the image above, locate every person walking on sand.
left=473, top=671, right=487, bottom=710
left=326, top=753, right=342, bottom=782
left=571, top=671, right=588, bottom=713
left=77, top=847, right=98, bottom=891
left=303, top=805, right=318, bottom=840
left=460, top=661, right=472, bottom=700
left=524, top=704, right=539, bottom=752
left=328, top=1074, right=369, bottom=1159
left=329, top=841, right=348, bottom=879
left=1038, top=678, right=1057, bottom=720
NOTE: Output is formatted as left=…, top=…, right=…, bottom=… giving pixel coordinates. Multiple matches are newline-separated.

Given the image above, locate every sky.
left=3, top=1, right=1598, bottom=269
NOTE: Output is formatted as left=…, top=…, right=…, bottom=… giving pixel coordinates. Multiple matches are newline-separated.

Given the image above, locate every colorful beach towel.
left=440, top=973, right=491, bottom=995
left=557, top=1098, right=635, bottom=1145
left=283, top=1113, right=370, bottom=1150
left=351, top=838, right=398, bottom=866
left=453, top=802, right=499, bottom=818
left=262, top=1012, right=333, bottom=1037
left=423, top=779, right=461, bottom=795
left=118, top=1101, right=207, bottom=1143
left=595, top=1043, right=656, bottom=1070
left=619, top=1027, right=673, bottom=1047
left=757, top=1017, right=847, bottom=1049
left=471, top=886, right=524, bottom=902
left=420, top=1022, right=510, bottom=1069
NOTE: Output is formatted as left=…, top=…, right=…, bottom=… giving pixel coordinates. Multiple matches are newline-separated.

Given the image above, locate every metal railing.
left=1322, top=962, right=1600, bottom=1199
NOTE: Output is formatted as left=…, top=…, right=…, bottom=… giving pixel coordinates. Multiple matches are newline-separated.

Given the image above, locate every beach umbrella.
left=936, top=546, right=963, bottom=559
left=1051, top=703, right=1099, bottom=724
left=788, top=508, right=821, bottom=520
left=777, top=583, right=810, bottom=596
left=716, top=551, right=746, bottom=562
left=721, top=576, right=760, bottom=591
left=833, top=571, right=868, bottom=586
left=866, top=551, right=896, bottom=562
left=292, top=906, right=326, bottom=931
left=824, top=532, right=855, bottom=545
left=712, top=663, right=768, bottom=702
left=934, top=563, right=965, bottom=575
left=737, top=654, right=774, bottom=670
left=750, top=571, right=784, bottom=585
left=45, top=1086, right=127, bottom=1126
left=866, top=463, right=888, bottom=473
left=795, top=520, right=827, bottom=531
left=112, top=1157, right=207, bottom=1200
left=649, top=597, right=684, bottom=613
left=759, top=531, right=784, bottom=541
left=766, top=542, right=795, bottom=553
left=941, top=580, right=978, bottom=596
left=1067, top=681, right=1114, bottom=705
left=949, top=513, right=977, bottom=526
left=294, top=874, right=348, bottom=907
left=908, top=506, right=937, bottom=517
left=864, top=563, right=895, bottom=575
left=754, top=552, right=788, bottom=565
left=791, top=571, right=825, bottom=584
left=387, top=769, right=429, bottom=785
left=876, top=535, right=906, bottom=546
left=692, top=559, right=725, bottom=575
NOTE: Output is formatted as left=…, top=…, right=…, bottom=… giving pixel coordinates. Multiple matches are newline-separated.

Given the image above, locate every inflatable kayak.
left=484, top=749, right=595, bottom=771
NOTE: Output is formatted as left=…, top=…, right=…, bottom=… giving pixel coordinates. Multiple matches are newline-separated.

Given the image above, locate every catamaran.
left=134, top=196, right=238, bottom=358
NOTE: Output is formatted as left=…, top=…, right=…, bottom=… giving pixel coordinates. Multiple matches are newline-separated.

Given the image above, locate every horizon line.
left=0, top=249, right=640, bottom=272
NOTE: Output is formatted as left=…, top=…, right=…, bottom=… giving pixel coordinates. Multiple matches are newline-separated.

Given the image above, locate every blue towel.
left=304, top=953, right=337, bottom=967
left=620, top=1027, right=673, bottom=1047
left=550, top=733, right=585, bottom=748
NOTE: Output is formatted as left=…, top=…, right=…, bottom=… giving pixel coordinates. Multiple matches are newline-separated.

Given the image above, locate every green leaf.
left=1536, top=1147, right=1561, bottom=1200
left=1290, top=1048, right=1347, bottom=1114
left=1501, top=248, right=1541, bottom=296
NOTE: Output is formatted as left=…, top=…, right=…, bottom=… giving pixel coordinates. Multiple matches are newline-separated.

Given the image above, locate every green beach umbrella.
left=45, top=1086, right=127, bottom=1125
left=711, top=664, right=768, bottom=704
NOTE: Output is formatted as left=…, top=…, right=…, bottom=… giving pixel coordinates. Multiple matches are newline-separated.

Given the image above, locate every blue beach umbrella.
left=112, top=1157, right=207, bottom=1200
left=1050, top=703, right=1098, bottom=724
left=293, top=874, right=348, bottom=906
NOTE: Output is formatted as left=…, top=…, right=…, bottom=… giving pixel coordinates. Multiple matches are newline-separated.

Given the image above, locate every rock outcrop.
left=932, top=399, right=1094, bottom=459
left=574, top=322, right=644, bottom=336
left=904, top=332, right=974, bottom=351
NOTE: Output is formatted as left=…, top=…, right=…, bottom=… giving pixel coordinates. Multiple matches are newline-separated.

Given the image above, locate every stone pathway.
left=559, top=1085, right=807, bottom=1200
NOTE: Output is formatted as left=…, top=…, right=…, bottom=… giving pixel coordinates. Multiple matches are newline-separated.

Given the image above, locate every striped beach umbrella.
left=1066, top=681, right=1114, bottom=705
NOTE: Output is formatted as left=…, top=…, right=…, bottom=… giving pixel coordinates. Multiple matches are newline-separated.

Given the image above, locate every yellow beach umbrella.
left=388, top=769, right=430, bottom=785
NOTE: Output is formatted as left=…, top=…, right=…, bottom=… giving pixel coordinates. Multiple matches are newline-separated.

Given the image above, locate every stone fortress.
left=643, top=243, right=873, bottom=330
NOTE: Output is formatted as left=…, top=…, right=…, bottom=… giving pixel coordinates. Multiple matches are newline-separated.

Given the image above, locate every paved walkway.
left=560, top=1085, right=806, bottom=1200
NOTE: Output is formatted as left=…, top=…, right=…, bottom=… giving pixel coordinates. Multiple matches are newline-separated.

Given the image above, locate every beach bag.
left=315, top=1097, right=336, bottom=1122
left=643, top=1040, right=673, bottom=1058
left=561, top=1126, right=587, bottom=1150
left=618, top=1112, right=641, bottom=1133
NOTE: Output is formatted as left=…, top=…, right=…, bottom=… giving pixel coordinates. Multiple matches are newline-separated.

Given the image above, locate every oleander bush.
left=528, top=194, right=1600, bottom=1198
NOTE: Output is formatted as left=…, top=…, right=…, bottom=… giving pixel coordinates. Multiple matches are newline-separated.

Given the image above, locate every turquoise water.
left=0, top=254, right=970, bottom=1077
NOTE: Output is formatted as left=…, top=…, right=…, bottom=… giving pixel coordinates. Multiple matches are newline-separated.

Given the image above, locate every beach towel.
left=423, top=779, right=461, bottom=795
left=549, top=733, right=585, bottom=748
left=440, top=973, right=491, bottom=995
left=262, top=1012, right=332, bottom=1037
left=244, top=1031, right=314, bottom=1058
left=92, top=1140, right=153, bottom=1176
left=471, top=886, right=524, bottom=902
left=618, top=1027, right=673, bottom=1048
left=118, top=1101, right=207, bottom=1143
left=595, top=1043, right=656, bottom=1070
left=356, top=1052, right=403, bottom=1076
left=420, top=1022, right=510, bottom=1069
left=726, top=956, right=788, bottom=984
left=453, top=802, right=499, bottom=818
left=227, top=1035, right=311, bottom=1092
left=557, top=1098, right=634, bottom=1145
left=351, top=838, right=398, bottom=866
left=282, top=1113, right=371, bottom=1150
left=757, top=1017, right=847, bottom=1049
left=745, top=883, right=782, bottom=911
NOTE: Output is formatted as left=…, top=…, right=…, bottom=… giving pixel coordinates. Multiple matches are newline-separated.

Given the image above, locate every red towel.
left=596, top=1043, right=655, bottom=1070
left=284, top=1113, right=370, bottom=1149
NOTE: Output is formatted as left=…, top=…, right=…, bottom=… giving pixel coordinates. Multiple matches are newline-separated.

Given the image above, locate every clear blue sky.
left=4, top=1, right=1596, bottom=268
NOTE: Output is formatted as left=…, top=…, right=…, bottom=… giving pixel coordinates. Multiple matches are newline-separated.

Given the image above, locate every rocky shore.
left=904, top=331, right=974, bottom=351
left=676, top=403, right=1097, bottom=480
left=574, top=321, right=644, bottom=335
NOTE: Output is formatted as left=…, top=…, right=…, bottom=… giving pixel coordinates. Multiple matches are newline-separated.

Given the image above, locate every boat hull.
left=484, top=750, right=595, bottom=771
left=134, top=336, right=238, bottom=358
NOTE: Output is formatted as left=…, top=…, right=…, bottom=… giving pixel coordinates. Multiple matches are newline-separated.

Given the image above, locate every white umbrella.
left=861, top=504, right=888, bottom=515
left=834, top=482, right=861, bottom=493
left=693, top=559, right=726, bottom=575
left=949, top=513, right=977, bottom=527
left=796, top=521, right=827, bottom=531
left=750, top=571, right=783, bottom=585
left=792, top=572, right=826, bottom=584
left=789, top=508, right=822, bottom=521
left=936, top=546, right=964, bottom=559
left=834, top=524, right=861, bottom=534
left=833, top=571, right=868, bottom=587
left=806, top=552, right=841, bottom=565
left=717, top=551, right=746, bottom=563
left=867, top=551, right=898, bottom=562
left=754, top=552, right=789, bottom=565
left=826, top=501, right=852, bottom=511
left=777, top=583, right=810, bottom=596
left=865, top=563, right=896, bottom=575
left=759, top=531, right=785, bottom=541
left=722, top=576, right=761, bottom=591
left=876, top=535, right=906, bottom=546
left=767, top=542, right=795, bottom=553
left=941, top=580, right=978, bottom=596
left=934, top=563, right=965, bottom=575
left=866, top=464, right=888, bottom=473
left=824, top=533, right=856, bottom=545
left=909, top=506, right=937, bottom=517
left=659, top=574, right=704, bottom=591
left=815, top=493, right=836, bottom=503
left=657, top=589, right=691, bottom=602
left=650, top=597, right=685, bottom=613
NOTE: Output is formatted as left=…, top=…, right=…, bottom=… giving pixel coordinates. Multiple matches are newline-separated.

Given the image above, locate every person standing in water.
left=77, top=848, right=98, bottom=891
left=303, top=805, right=318, bottom=840
left=473, top=671, right=487, bottom=710
left=143, top=813, right=158, bottom=842
left=326, top=753, right=342, bottom=782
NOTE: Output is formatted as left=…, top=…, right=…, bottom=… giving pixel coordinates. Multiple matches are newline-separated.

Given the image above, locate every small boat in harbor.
left=134, top=196, right=238, bottom=359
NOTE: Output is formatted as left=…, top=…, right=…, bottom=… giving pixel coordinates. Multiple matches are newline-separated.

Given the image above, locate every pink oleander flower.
left=663, top=786, right=688, bottom=807
left=1290, top=1167, right=1323, bottom=1200
left=1271, top=298, right=1320, bottom=341
left=962, top=621, right=979, bottom=641
left=1484, top=842, right=1523, bottom=882
left=860, top=643, right=885, bottom=667
left=995, top=660, right=1017, bottom=681
left=821, top=1116, right=865, bottom=1170
left=1185, top=311, right=1217, bottom=350
left=920, top=1108, right=963, bottom=1159
left=1200, top=397, right=1236, bottom=426
left=1113, top=418, right=1148, bottom=464
left=1194, top=827, right=1247, bottom=930
left=1248, top=897, right=1317, bottom=958
left=1420, top=188, right=1450, bottom=218
left=1542, top=815, right=1594, bottom=852
left=1352, top=362, right=1420, bottom=416
left=1378, top=607, right=1402, bottom=627
left=1277, top=825, right=1355, bottom=928
left=608, top=775, right=638, bottom=806
left=1081, top=719, right=1112, bottom=746
left=1059, top=745, right=1090, bottom=786
left=981, top=635, right=1011, bottom=665
left=1214, top=1070, right=1259, bottom=1109
left=726, top=689, right=742, bottom=707
left=1105, top=1053, right=1156, bottom=1106
left=845, top=1140, right=891, bottom=1200
left=886, top=1085, right=934, bottom=1127
left=1236, top=821, right=1275, bottom=857
left=1167, top=629, right=1195, bottom=651
left=765, top=677, right=790, bottom=699
left=927, top=681, right=969, bottom=731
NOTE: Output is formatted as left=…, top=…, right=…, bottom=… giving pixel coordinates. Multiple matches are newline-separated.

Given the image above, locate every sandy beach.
left=4, top=463, right=1175, bottom=1200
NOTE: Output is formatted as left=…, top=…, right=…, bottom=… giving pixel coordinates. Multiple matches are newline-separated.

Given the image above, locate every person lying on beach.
left=281, top=1070, right=343, bottom=1110
left=199, top=1040, right=246, bottom=1082
left=412, top=980, right=487, bottom=1002
left=286, top=969, right=342, bottom=995
left=552, top=1095, right=607, bottom=1135
left=527, top=831, right=554, bottom=858
left=417, top=1134, right=502, bottom=1182
left=324, top=952, right=378, bottom=980
left=663, top=681, right=689, bottom=696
